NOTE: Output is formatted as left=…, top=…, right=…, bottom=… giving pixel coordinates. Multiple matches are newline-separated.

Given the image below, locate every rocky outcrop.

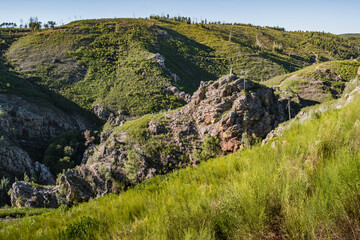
left=184, top=74, right=286, bottom=151
left=13, top=74, right=287, bottom=207
left=0, top=93, right=93, bottom=206
left=149, top=53, right=166, bottom=69
left=0, top=94, right=89, bottom=160
left=10, top=181, right=58, bottom=208
left=0, top=145, right=55, bottom=185
left=92, top=103, right=126, bottom=125
left=164, top=84, right=191, bottom=103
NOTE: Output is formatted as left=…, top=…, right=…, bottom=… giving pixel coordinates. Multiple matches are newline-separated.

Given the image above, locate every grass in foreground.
left=0, top=207, right=51, bottom=219
left=2, top=95, right=360, bottom=239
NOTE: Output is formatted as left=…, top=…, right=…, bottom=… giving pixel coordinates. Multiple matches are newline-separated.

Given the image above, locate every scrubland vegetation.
left=1, top=88, right=360, bottom=239
left=2, top=17, right=360, bottom=239
left=5, top=18, right=360, bottom=116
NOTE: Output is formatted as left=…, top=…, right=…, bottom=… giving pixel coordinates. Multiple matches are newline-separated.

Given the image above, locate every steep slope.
left=10, top=73, right=286, bottom=207
left=0, top=30, right=95, bottom=206
left=5, top=18, right=360, bottom=117
left=2, top=71, right=360, bottom=239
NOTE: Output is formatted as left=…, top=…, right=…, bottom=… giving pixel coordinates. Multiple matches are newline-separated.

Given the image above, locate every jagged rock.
left=10, top=181, right=58, bottom=208
left=181, top=74, right=286, bottom=151
left=149, top=53, right=166, bottom=69
left=92, top=104, right=126, bottom=125
left=56, top=169, right=95, bottom=205
left=17, top=74, right=287, bottom=207
left=0, top=145, right=55, bottom=185
left=165, top=84, right=191, bottom=103
left=55, top=161, right=130, bottom=206
left=0, top=146, right=34, bottom=178
left=93, top=104, right=111, bottom=121
left=34, top=162, right=55, bottom=185
left=0, top=94, right=88, bottom=160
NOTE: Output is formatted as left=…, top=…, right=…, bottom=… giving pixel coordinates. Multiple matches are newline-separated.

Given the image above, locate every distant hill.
left=5, top=18, right=360, bottom=116
left=263, top=60, right=360, bottom=108
left=340, top=33, right=360, bottom=38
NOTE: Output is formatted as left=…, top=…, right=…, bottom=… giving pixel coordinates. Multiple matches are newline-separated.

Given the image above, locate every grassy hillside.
left=0, top=30, right=83, bottom=113
left=2, top=87, right=360, bottom=239
left=263, top=60, right=360, bottom=104
left=5, top=18, right=360, bottom=116
left=340, top=33, right=360, bottom=38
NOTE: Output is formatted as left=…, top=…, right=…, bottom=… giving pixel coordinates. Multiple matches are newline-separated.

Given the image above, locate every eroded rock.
left=16, top=74, right=288, bottom=207
left=11, top=181, right=58, bottom=208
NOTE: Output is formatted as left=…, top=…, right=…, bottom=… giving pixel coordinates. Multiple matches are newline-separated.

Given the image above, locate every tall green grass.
left=2, top=95, right=360, bottom=239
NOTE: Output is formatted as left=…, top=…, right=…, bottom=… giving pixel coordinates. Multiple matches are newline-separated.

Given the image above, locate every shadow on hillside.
left=154, top=26, right=226, bottom=93
left=0, top=60, right=100, bottom=161
left=280, top=97, right=320, bottom=120
left=260, top=52, right=311, bottom=73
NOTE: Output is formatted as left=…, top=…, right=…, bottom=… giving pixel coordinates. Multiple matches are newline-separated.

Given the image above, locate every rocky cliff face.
left=0, top=93, right=90, bottom=206
left=0, top=145, right=54, bottom=185
left=0, top=94, right=87, bottom=161
left=11, top=74, right=287, bottom=207
left=184, top=74, right=286, bottom=151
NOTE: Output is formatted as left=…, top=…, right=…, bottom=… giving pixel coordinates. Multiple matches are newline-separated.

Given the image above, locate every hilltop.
left=5, top=18, right=360, bottom=117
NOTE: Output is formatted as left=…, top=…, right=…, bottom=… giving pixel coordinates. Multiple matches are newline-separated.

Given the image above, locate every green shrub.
left=43, top=131, right=85, bottom=175
left=193, top=134, right=221, bottom=161
left=124, top=149, right=143, bottom=183
left=58, top=217, right=98, bottom=240
left=0, top=177, right=10, bottom=207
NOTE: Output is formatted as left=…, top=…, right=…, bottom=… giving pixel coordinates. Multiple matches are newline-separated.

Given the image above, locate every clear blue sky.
left=1, top=0, right=359, bottom=34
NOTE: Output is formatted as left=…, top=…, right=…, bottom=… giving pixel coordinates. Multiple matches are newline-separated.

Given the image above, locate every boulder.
left=56, top=169, right=95, bottom=206
left=11, top=181, right=58, bottom=208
